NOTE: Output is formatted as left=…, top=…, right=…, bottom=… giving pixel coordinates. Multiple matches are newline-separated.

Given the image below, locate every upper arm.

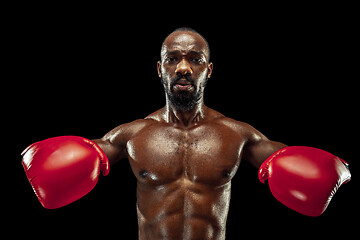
left=93, top=125, right=129, bottom=166
left=93, top=119, right=150, bottom=166
left=242, top=124, right=287, bottom=168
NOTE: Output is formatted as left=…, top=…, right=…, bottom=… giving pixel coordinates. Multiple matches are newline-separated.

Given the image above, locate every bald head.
left=157, top=28, right=213, bottom=111
left=161, top=28, right=211, bottom=63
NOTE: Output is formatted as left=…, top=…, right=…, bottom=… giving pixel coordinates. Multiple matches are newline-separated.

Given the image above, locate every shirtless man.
left=22, top=27, right=351, bottom=240
left=92, top=28, right=286, bottom=239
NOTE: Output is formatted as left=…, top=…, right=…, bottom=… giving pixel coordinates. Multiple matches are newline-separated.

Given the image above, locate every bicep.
left=93, top=124, right=131, bottom=166
left=93, top=119, right=149, bottom=166
left=93, top=138, right=127, bottom=166
left=242, top=124, right=287, bottom=168
left=243, top=138, right=287, bottom=168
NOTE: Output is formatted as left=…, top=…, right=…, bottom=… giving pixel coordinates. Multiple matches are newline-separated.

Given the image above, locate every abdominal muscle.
left=136, top=177, right=231, bottom=240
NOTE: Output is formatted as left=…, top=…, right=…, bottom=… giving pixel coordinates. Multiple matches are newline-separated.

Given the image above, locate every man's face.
left=157, top=31, right=213, bottom=111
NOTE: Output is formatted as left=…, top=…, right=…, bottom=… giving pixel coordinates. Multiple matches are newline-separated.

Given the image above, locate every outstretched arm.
left=21, top=119, right=149, bottom=209
left=93, top=135, right=127, bottom=166
left=93, top=119, right=151, bottom=166
left=240, top=122, right=351, bottom=216
left=93, top=123, right=130, bottom=166
left=242, top=124, right=287, bottom=168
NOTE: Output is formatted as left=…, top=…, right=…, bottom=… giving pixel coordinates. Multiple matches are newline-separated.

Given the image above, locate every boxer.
left=22, top=28, right=351, bottom=240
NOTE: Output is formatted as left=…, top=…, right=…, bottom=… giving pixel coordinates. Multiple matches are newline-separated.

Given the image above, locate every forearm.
left=259, top=146, right=351, bottom=216
left=21, top=136, right=110, bottom=209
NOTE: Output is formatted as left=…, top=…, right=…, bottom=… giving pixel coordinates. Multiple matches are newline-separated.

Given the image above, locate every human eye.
left=191, top=57, right=205, bottom=64
left=165, top=56, right=177, bottom=63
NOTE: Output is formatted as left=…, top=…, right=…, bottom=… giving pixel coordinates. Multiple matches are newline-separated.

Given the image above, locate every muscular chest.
left=126, top=124, right=244, bottom=186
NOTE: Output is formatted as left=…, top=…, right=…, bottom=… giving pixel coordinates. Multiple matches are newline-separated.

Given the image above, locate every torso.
left=121, top=108, right=249, bottom=239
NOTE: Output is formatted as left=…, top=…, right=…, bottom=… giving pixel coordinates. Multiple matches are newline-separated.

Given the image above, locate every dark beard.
left=167, top=88, right=202, bottom=112
left=161, top=75, right=208, bottom=112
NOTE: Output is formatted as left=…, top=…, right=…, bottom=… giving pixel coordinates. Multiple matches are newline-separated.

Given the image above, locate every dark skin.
left=94, top=30, right=286, bottom=240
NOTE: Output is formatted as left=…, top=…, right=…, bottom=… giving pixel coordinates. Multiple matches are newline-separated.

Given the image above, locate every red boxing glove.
left=258, top=146, right=351, bottom=216
left=22, top=136, right=109, bottom=209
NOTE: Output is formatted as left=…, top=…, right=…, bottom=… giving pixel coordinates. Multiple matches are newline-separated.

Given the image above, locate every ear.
left=207, top=62, right=213, bottom=78
left=157, top=61, right=162, bottom=78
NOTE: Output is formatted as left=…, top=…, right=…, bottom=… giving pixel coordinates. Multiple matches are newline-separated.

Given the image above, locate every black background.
left=8, top=3, right=358, bottom=239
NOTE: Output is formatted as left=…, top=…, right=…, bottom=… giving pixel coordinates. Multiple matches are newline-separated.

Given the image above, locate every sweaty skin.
left=94, top=30, right=286, bottom=240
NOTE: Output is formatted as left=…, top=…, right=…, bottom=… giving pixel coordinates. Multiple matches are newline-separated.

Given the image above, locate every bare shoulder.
left=215, top=115, right=266, bottom=142
left=144, top=108, right=165, bottom=121
left=104, top=106, right=170, bottom=143
left=102, top=118, right=158, bottom=146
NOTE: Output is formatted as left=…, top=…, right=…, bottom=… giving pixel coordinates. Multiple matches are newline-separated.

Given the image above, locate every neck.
left=165, top=96, right=206, bottom=128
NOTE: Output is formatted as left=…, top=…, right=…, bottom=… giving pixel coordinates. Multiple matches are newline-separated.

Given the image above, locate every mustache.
left=170, top=75, right=195, bottom=87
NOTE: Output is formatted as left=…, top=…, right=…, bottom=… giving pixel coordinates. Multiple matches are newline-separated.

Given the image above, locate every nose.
left=175, top=59, right=193, bottom=76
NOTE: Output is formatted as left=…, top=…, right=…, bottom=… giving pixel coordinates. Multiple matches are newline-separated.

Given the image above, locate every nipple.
left=223, top=170, right=231, bottom=178
left=139, top=170, right=148, bottom=178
